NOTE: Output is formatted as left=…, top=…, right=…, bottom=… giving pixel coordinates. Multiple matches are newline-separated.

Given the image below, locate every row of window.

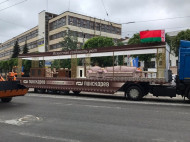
left=0, top=30, right=38, bottom=51
left=0, top=40, right=39, bottom=58
left=49, top=42, right=83, bottom=50
left=49, top=17, right=66, bottom=31
left=68, top=16, right=121, bottom=35
left=49, top=43, right=62, bottom=50
left=20, top=41, right=38, bottom=50
left=0, top=49, right=13, bottom=58
left=50, top=31, right=66, bottom=40
left=18, top=30, right=38, bottom=44
left=49, top=16, right=121, bottom=35
left=49, top=30, right=94, bottom=41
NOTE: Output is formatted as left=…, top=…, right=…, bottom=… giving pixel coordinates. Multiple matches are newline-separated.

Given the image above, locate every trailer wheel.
left=73, top=91, right=81, bottom=95
left=126, top=86, right=143, bottom=101
left=47, top=89, right=54, bottom=94
left=36, top=89, right=46, bottom=93
left=60, top=90, right=69, bottom=95
left=1, top=97, right=12, bottom=103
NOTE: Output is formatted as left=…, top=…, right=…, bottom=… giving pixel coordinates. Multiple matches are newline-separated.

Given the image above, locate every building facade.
left=0, top=11, right=122, bottom=60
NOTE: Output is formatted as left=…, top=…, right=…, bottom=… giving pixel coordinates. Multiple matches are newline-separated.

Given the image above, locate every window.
left=83, top=20, right=87, bottom=28
left=77, top=18, right=81, bottom=27
left=69, top=16, right=73, bottom=25
left=80, top=70, right=83, bottom=77
left=116, top=28, right=121, bottom=35
left=112, top=26, right=116, bottom=34
left=50, top=22, right=54, bottom=30
left=86, top=21, right=90, bottom=29
left=90, top=21, right=94, bottom=29
left=101, top=24, right=105, bottom=32
left=95, top=23, right=100, bottom=31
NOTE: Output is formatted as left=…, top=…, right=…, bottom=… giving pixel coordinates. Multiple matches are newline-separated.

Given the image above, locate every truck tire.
left=126, top=86, right=143, bottom=101
left=1, top=97, right=12, bottom=103
left=187, top=89, right=190, bottom=100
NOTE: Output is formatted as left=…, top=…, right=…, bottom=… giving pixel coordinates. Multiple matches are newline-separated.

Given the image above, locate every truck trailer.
left=17, top=40, right=190, bottom=101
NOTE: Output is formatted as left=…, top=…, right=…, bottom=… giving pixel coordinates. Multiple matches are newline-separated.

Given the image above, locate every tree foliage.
left=23, top=42, right=29, bottom=54
left=116, top=41, right=125, bottom=65
left=58, top=31, right=79, bottom=68
left=12, top=41, right=20, bottom=58
left=22, top=60, right=31, bottom=76
left=60, top=31, right=78, bottom=51
left=83, top=36, right=114, bottom=49
left=172, top=29, right=190, bottom=56
left=83, top=36, right=115, bottom=67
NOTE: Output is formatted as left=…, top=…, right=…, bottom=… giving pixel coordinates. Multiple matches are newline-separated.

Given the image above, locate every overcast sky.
left=0, top=0, right=190, bottom=43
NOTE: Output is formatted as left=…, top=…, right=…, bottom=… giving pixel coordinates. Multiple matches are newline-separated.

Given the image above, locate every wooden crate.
left=30, top=68, right=45, bottom=77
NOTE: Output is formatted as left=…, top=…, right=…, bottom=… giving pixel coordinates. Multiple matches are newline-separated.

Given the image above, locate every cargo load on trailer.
left=17, top=41, right=174, bottom=100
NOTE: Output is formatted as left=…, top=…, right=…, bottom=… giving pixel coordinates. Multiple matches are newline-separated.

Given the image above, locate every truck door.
left=184, top=55, right=190, bottom=80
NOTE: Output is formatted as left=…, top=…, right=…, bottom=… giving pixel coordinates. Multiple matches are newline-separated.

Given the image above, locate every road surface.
left=0, top=92, right=190, bottom=142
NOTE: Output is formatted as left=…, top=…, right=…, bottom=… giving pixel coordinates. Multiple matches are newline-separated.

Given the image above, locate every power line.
left=101, top=0, right=111, bottom=24
left=0, top=0, right=27, bottom=12
left=122, top=15, right=190, bottom=24
left=0, top=0, right=9, bottom=5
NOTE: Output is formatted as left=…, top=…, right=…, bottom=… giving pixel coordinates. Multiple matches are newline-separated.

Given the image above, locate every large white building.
left=0, top=11, right=122, bottom=60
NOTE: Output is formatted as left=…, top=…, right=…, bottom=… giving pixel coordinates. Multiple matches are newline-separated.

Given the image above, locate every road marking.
left=27, top=93, right=190, bottom=107
left=54, top=103, right=123, bottom=109
left=19, top=132, right=80, bottom=142
left=0, top=115, right=42, bottom=126
left=0, top=119, right=23, bottom=126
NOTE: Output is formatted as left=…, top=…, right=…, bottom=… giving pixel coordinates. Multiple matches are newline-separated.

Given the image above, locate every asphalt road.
left=1, top=92, right=190, bottom=142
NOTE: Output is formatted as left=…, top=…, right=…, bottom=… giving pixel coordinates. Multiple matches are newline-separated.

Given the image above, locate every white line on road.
left=27, top=93, right=190, bottom=107
left=54, top=103, right=123, bottom=109
left=19, top=132, right=81, bottom=142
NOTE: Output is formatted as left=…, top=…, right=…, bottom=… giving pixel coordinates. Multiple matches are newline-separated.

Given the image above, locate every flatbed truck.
left=17, top=40, right=190, bottom=101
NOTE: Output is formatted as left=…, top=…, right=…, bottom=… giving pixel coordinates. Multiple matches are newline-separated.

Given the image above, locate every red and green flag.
left=140, top=30, right=165, bottom=43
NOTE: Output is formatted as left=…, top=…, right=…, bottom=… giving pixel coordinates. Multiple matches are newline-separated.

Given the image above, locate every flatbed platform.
left=18, top=77, right=167, bottom=94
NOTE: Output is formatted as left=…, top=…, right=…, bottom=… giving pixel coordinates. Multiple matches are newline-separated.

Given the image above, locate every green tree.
left=172, top=29, right=190, bottom=56
left=83, top=36, right=115, bottom=67
left=51, top=60, right=60, bottom=70
left=23, top=60, right=31, bottom=76
left=2, top=60, right=9, bottom=75
left=8, top=58, right=18, bottom=71
left=83, top=36, right=114, bottom=49
left=116, top=41, right=125, bottom=65
left=12, top=40, right=20, bottom=58
left=59, top=31, right=78, bottom=68
left=60, top=31, right=78, bottom=51
left=23, top=42, right=29, bottom=54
